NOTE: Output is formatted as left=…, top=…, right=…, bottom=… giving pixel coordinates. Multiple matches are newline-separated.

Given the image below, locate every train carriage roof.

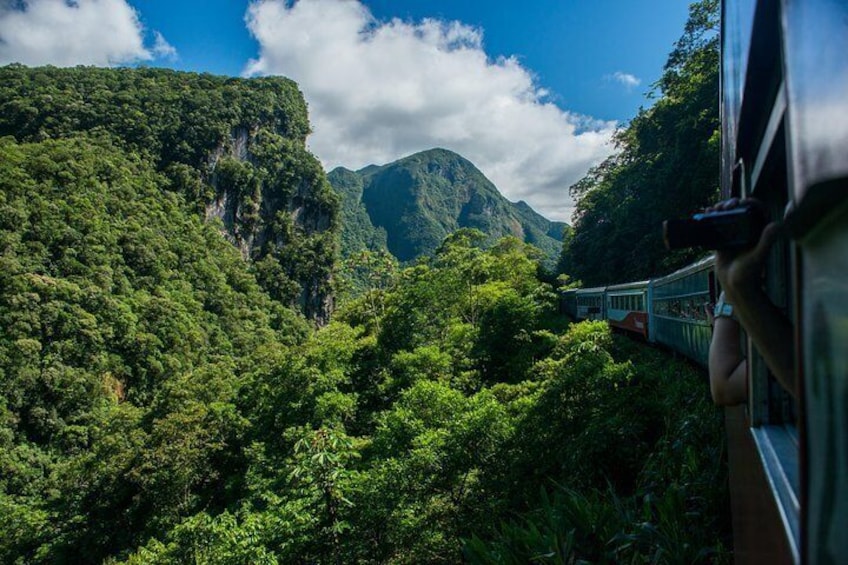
left=607, top=280, right=650, bottom=293
left=576, top=286, right=607, bottom=295
left=651, top=255, right=715, bottom=286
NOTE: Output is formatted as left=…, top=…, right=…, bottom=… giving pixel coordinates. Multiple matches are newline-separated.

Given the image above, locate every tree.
left=560, top=0, right=720, bottom=285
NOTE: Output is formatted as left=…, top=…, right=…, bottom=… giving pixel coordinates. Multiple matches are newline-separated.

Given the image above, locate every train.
left=560, top=1, right=848, bottom=562
left=561, top=254, right=715, bottom=364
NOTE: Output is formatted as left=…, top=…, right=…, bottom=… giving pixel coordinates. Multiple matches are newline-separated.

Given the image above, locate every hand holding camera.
left=664, top=198, right=780, bottom=304
left=663, top=198, right=768, bottom=251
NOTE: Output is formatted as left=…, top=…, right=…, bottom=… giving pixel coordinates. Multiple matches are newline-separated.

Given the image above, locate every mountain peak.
left=406, top=147, right=465, bottom=160
left=329, top=149, right=567, bottom=270
left=398, top=148, right=479, bottom=172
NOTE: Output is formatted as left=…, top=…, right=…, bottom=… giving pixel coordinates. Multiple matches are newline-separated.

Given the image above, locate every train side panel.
left=575, top=287, right=606, bottom=321
left=560, top=289, right=578, bottom=318
left=781, top=2, right=848, bottom=557
left=606, top=281, right=649, bottom=339
left=607, top=311, right=649, bottom=338
left=650, top=256, right=715, bottom=366
left=799, top=203, right=848, bottom=562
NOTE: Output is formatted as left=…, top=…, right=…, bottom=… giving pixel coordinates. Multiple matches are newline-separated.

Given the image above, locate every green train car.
left=648, top=256, right=715, bottom=365
left=606, top=281, right=650, bottom=339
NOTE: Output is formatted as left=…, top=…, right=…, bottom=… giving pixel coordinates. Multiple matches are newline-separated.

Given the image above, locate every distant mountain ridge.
left=328, top=148, right=567, bottom=269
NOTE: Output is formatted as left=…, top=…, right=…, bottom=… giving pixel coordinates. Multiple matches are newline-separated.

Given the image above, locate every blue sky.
left=132, top=0, right=690, bottom=122
left=0, top=0, right=693, bottom=220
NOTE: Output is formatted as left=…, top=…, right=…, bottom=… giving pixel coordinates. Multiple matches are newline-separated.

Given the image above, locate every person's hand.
left=705, top=301, right=715, bottom=327
left=708, top=198, right=780, bottom=303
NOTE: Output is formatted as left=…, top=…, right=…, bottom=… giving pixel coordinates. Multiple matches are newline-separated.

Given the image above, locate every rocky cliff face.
left=204, top=127, right=337, bottom=325
left=0, top=66, right=338, bottom=324
left=206, top=127, right=252, bottom=258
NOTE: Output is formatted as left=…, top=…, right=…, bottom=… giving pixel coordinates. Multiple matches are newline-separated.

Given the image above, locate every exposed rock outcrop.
left=0, top=66, right=338, bottom=324
left=205, top=126, right=337, bottom=325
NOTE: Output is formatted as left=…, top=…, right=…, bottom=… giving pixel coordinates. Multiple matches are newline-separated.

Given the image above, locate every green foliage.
left=335, top=249, right=398, bottom=323
left=372, top=231, right=555, bottom=381
left=119, top=511, right=278, bottom=565
left=559, top=0, right=720, bottom=285
left=329, top=232, right=726, bottom=563
left=0, top=64, right=338, bottom=320
left=0, top=65, right=309, bottom=165
left=0, top=155, right=729, bottom=562
left=464, top=487, right=623, bottom=564
left=464, top=329, right=730, bottom=564
left=0, top=135, right=309, bottom=562
left=327, top=148, right=567, bottom=271
left=1, top=17, right=732, bottom=560
left=327, top=167, right=389, bottom=259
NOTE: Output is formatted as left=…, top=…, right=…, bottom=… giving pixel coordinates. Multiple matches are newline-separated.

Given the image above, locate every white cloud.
left=609, top=71, right=641, bottom=90
left=245, top=0, right=616, bottom=222
left=151, top=31, right=177, bottom=60
left=0, top=0, right=175, bottom=67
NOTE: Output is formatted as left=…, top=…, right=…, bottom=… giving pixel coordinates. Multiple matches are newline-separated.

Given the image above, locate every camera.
left=663, top=204, right=767, bottom=250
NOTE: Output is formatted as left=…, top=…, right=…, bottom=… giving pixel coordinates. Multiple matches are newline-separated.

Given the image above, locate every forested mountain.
left=0, top=133, right=315, bottom=561
left=328, top=148, right=567, bottom=269
left=0, top=2, right=732, bottom=561
left=0, top=65, right=338, bottom=321
left=559, top=0, right=720, bottom=286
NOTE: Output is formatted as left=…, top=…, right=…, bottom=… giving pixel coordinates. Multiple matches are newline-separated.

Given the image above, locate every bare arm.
left=707, top=300, right=747, bottom=405
left=715, top=215, right=795, bottom=396
left=724, top=273, right=795, bottom=396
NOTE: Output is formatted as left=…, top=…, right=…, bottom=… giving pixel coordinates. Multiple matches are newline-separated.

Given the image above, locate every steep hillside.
left=328, top=148, right=566, bottom=269
left=0, top=65, right=338, bottom=322
left=0, top=135, right=314, bottom=561
left=327, top=166, right=389, bottom=257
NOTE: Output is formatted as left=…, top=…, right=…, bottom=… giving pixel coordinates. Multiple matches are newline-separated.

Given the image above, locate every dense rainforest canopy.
left=0, top=1, right=730, bottom=563
left=0, top=65, right=338, bottom=321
